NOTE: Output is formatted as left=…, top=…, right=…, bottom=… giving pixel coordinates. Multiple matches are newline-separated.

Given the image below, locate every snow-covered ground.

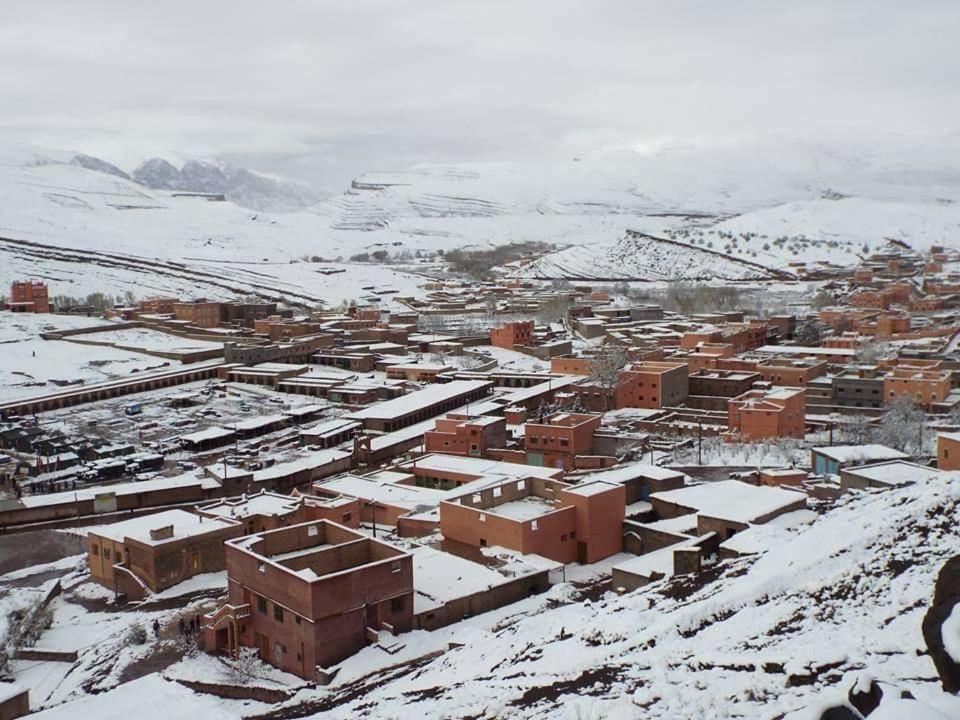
left=0, top=313, right=175, bottom=402
left=75, top=327, right=222, bottom=354
left=1, top=139, right=958, bottom=302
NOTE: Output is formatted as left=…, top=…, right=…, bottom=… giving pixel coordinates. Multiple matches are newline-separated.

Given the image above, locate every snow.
left=562, top=480, right=620, bottom=497
left=0, top=313, right=175, bottom=402
left=650, top=479, right=807, bottom=525
left=943, top=603, right=960, bottom=664
left=28, top=675, right=241, bottom=720
left=813, top=444, right=910, bottom=464
left=200, top=492, right=302, bottom=520
left=412, top=545, right=514, bottom=614
left=401, top=453, right=563, bottom=481
left=346, top=380, right=491, bottom=421
left=19, top=472, right=217, bottom=508
left=487, top=496, right=557, bottom=521
left=89, top=509, right=236, bottom=546
left=0, top=683, right=25, bottom=703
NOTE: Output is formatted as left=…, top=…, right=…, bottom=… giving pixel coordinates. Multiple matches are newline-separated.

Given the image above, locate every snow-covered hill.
left=258, top=475, right=959, bottom=719
left=0, top=137, right=958, bottom=302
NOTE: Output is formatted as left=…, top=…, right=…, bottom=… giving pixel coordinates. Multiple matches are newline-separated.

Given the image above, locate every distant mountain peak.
left=132, top=157, right=182, bottom=190
left=70, top=153, right=131, bottom=180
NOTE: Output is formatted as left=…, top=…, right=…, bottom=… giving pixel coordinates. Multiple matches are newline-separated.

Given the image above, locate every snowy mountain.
left=0, top=137, right=957, bottom=303
left=129, top=156, right=322, bottom=211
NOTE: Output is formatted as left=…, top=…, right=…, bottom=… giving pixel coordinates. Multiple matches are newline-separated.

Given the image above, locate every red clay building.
left=615, top=361, right=689, bottom=409
left=8, top=281, right=50, bottom=313
left=204, top=520, right=413, bottom=679
left=524, top=412, right=602, bottom=471
left=938, top=433, right=960, bottom=471
left=883, top=367, right=952, bottom=408
left=490, top=321, right=534, bottom=349
left=173, top=301, right=222, bottom=328
left=439, top=476, right=625, bottom=564
left=87, top=509, right=242, bottom=600
left=727, top=386, right=806, bottom=440
left=424, top=413, right=508, bottom=457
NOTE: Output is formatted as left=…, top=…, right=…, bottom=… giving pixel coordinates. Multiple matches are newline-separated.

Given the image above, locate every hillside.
left=248, top=475, right=960, bottom=719
left=0, top=138, right=958, bottom=302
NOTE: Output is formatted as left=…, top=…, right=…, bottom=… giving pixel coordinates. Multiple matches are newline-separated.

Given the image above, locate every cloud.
left=2, top=0, right=959, bottom=188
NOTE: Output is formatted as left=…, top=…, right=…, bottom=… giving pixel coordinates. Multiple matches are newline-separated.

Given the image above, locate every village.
left=0, top=237, right=959, bottom=718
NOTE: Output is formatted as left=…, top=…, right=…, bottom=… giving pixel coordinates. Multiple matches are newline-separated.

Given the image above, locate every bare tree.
left=588, top=343, right=628, bottom=411
left=876, top=396, right=925, bottom=455
left=226, top=647, right=263, bottom=685
left=842, top=414, right=873, bottom=445
left=857, top=340, right=890, bottom=364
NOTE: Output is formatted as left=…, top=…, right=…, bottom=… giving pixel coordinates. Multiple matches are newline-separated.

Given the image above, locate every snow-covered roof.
left=347, top=380, right=491, bottom=421
left=90, top=508, right=237, bottom=545
left=401, top=453, right=563, bottom=480
left=200, top=491, right=302, bottom=520
left=812, top=444, right=909, bottom=463
left=19, top=473, right=219, bottom=508
left=578, top=463, right=684, bottom=485
left=563, top=480, right=621, bottom=497
left=179, top=426, right=235, bottom=444
left=233, top=413, right=287, bottom=431
left=842, top=460, right=939, bottom=487
left=650, top=480, right=806, bottom=525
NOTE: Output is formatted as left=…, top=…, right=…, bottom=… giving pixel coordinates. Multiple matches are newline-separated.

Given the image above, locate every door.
left=274, top=641, right=284, bottom=667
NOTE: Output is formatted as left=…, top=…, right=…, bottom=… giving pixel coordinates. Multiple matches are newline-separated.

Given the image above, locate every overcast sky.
left=2, top=1, right=959, bottom=189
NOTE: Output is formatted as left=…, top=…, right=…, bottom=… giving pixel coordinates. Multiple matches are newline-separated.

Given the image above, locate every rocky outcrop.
left=132, top=157, right=183, bottom=190
left=922, top=555, right=960, bottom=693
left=71, top=154, right=130, bottom=180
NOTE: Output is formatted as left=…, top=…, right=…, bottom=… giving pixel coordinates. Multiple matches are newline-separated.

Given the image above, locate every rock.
left=71, top=153, right=131, bottom=180
left=847, top=675, right=883, bottom=717
left=818, top=705, right=863, bottom=720
left=921, top=555, right=960, bottom=693
left=133, top=157, right=183, bottom=190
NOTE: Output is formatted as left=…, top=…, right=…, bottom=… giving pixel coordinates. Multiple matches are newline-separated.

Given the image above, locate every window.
left=570, top=530, right=577, bottom=539
left=478, top=513, right=486, bottom=522
left=257, top=561, right=266, bottom=573
left=91, top=543, right=99, bottom=555
left=274, top=605, right=284, bottom=623
left=307, top=525, right=318, bottom=537
left=257, top=596, right=267, bottom=614
left=559, top=438, right=569, bottom=447
left=529, top=436, right=537, bottom=444
left=479, top=538, right=487, bottom=547
left=561, top=534, right=568, bottom=542
left=103, top=548, right=111, bottom=560
left=391, top=597, right=405, bottom=613
left=531, top=520, right=539, bottom=531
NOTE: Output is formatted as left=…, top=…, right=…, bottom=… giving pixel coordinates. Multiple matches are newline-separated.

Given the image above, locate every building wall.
left=490, top=321, right=534, bottom=349
left=173, top=302, right=222, bottom=328
left=224, top=524, right=413, bottom=677
left=939, top=434, right=960, bottom=471
left=615, top=363, right=689, bottom=409
left=559, top=484, right=625, bottom=563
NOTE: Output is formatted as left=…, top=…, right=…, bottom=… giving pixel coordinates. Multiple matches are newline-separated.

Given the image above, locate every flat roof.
left=18, top=473, right=219, bottom=508
left=843, top=460, right=939, bottom=486
left=812, top=444, right=909, bottom=463
left=650, top=480, right=806, bottom=525
left=200, top=491, right=302, bottom=520
left=563, top=480, right=621, bottom=497
left=91, top=508, right=235, bottom=545
left=347, top=380, right=491, bottom=421
left=401, top=453, right=563, bottom=480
